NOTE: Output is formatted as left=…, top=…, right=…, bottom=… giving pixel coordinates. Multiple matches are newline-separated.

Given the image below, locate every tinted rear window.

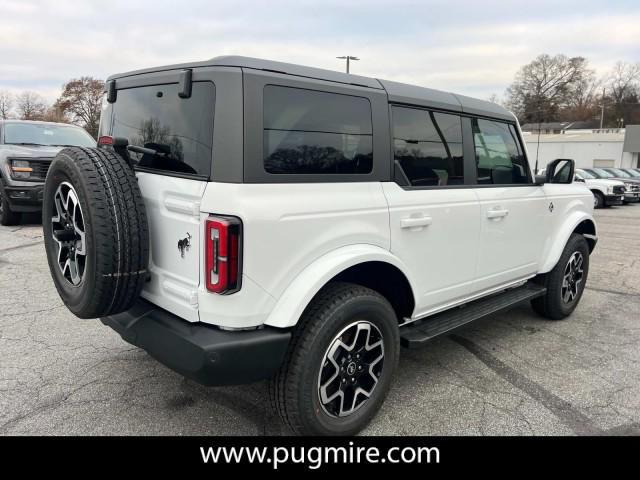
left=111, top=82, right=215, bottom=178
left=263, top=85, right=373, bottom=175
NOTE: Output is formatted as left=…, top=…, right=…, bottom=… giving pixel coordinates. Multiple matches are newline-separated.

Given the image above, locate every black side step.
left=400, top=282, right=546, bottom=348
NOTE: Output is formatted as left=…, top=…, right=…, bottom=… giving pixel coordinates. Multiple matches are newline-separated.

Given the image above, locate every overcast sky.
left=1, top=0, right=638, bottom=103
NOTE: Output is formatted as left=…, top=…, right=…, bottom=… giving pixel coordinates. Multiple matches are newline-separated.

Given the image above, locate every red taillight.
left=98, top=135, right=114, bottom=146
left=205, top=216, right=242, bottom=294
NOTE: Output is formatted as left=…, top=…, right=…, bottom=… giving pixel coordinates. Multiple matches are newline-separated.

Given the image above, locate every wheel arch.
left=263, top=244, right=417, bottom=328
left=539, top=214, right=597, bottom=273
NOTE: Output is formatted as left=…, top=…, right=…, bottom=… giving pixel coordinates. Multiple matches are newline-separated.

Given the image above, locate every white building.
left=523, top=125, right=640, bottom=170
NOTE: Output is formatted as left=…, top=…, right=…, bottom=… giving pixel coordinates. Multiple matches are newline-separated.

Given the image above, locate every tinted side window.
left=112, top=82, right=215, bottom=178
left=263, top=85, right=373, bottom=174
left=472, top=119, right=530, bottom=185
left=392, top=107, right=464, bottom=186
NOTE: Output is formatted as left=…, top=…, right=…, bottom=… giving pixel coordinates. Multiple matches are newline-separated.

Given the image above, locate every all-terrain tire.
left=0, top=188, right=21, bottom=226
left=268, top=282, right=400, bottom=435
left=531, top=233, right=589, bottom=320
left=42, top=147, right=149, bottom=319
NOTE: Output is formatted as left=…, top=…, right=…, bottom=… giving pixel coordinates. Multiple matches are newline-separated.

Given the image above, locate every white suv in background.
left=575, top=168, right=625, bottom=208
left=41, top=56, right=597, bottom=435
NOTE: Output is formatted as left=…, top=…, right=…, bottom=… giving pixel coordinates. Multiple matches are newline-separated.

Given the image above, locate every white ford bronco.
left=42, top=56, right=597, bottom=435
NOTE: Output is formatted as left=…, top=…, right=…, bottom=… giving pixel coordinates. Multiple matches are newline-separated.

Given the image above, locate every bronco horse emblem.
left=178, top=233, right=192, bottom=258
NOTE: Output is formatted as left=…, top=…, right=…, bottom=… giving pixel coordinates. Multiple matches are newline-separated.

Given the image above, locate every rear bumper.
left=101, top=299, right=291, bottom=386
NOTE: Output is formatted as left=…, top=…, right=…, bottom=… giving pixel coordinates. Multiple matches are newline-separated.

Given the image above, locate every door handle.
left=487, top=208, right=509, bottom=219
left=400, top=216, right=433, bottom=229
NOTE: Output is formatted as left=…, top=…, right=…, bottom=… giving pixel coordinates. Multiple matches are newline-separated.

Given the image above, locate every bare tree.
left=15, top=91, right=48, bottom=120
left=56, top=77, right=104, bottom=138
left=487, top=93, right=502, bottom=105
left=42, top=100, right=72, bottom=123
left=606, top=61, right=640, bottom=126
left=505, top=54, right=591, bottom=123
left=0, top=90, right=14, bottom=119
left=562, top=66, right=601, bottom=121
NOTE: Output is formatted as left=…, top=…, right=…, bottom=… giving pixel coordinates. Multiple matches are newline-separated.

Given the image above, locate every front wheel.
left=531, top=233, right=590, bottom=320
left=269, top=282, right=400, bottom=435
left=593, top=191, right=604, bottom=209
left=0, top=190, right=21, bottom=226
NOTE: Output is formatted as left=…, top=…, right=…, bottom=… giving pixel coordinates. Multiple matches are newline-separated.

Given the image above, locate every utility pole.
left=336, top=55, right=359, bottom=74
left=600, top=87, right=605, bottom=129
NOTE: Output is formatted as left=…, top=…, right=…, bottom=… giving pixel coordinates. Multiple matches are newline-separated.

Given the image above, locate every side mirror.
left=546, top=158, right=575, bottom=184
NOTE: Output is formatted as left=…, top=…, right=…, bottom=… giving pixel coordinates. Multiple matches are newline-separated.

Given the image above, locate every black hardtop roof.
left=107, top=55, right=515, bottom=121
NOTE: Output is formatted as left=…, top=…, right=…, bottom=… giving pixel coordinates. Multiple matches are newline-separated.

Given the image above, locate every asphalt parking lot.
left=1, top=206, right=639, bottom=436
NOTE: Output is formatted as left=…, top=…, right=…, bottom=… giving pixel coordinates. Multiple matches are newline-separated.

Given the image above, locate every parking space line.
left=585, top=286, right=640, bottom=298
left=0, top=240, right=43, bottom=253
left=449, top=334, right=604, bottom=436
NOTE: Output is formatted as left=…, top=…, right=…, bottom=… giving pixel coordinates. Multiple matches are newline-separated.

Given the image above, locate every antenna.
left=535, top=126, right=541, bottom=174
left=534, top=107, right=541, bottom=174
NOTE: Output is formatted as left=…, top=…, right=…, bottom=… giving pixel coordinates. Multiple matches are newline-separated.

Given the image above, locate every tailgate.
left=136, top=172, right=205, bottom=322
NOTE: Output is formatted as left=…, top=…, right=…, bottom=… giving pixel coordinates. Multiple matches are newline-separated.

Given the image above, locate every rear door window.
left=111, top=82, right=215, bottom=178
left=392, top=107, right=464, bottom=186
left=263, top=85, right=373, bottom=174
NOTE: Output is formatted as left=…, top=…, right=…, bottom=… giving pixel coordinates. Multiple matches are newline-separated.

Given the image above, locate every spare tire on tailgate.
left=43, top=147, right=149, bottom=319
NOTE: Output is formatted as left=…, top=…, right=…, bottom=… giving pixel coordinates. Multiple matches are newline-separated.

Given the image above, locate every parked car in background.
left=0, top=120, right=96, bottom=225
left=575, top=168, right=625, bottom=208
left=620, top=168, right=640, bottom=180
left=583, top=168, right=640, bottom=204
left=603, top=168, right=640, bottom=202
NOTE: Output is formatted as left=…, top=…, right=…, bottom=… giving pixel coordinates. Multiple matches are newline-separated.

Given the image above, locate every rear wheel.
left=531, top=234, right=589, bottom=320
left=0, top=190, right=21, bottom=226
left=269, top=282, right=399, bottom=435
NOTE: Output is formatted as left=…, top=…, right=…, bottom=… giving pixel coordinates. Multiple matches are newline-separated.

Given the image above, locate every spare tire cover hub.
left=51, top=182, right=87, bottom=286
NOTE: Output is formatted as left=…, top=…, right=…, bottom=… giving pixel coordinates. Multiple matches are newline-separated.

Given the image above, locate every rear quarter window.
left=263, top=85, right=373, bottom=175
left=110, top=82, right=215, bottom=178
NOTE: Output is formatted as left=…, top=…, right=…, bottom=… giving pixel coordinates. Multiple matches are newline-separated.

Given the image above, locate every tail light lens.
left=205, top=216, right=242, bottom=294
left=97, top=135, right=114, bottom=146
